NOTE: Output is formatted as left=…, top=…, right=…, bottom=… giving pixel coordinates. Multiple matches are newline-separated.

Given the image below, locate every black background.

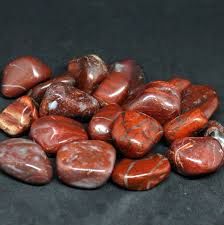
left=0, top=1, right=224, bottom=225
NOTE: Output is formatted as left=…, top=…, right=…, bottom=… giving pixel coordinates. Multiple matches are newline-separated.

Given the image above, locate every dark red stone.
left=28, top=72, right=76, bottom=104
left=68, top=54, right=108, bottom=94
left=109, top=59, right=144, bottom=96
left=112, top=111, right=163, bottom=158
left=0, top=96, right=38, bottom=136
left=204, top=120, right=224, bottom=150
left=167, top=137, right=223, bottom=176
left=164, top=108, right=208, bottom=143
left=30, top=115, right=88, bottom=154
left=57, top=140, right=116, bottom=189
left=112, top=153, right=171, bottom=191
left=39, top=82, right=100, bottom=118
left=0, top=138, right=52, bottom=184
left=93, top=72, right=130, bottom=105
left=124, top=81, right=181, bottom=124
left=168, top=77, right=191, bottom=94
left=88, top=104, right=123, bottom=141
left=181, top=85, right=219, bottom=119
left=2, top=56, right=52, bottom=97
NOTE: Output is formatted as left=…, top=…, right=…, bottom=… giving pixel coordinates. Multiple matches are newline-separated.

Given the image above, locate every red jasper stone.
left=57, top=140, right=116, bottom=189
left=30, top=115, right=88, bottom=154
left=124, top=81, right=181, bottom=124
left=28, top=72, right=76, bottom=104
left=39, top=82, right=100, bottom=118
left=112, top=111, right=163, bottom=158
left=109, top=59, right=144, bottom=96
left=167, top=137, right=223, bottom=176
left=112, top=154, right=171, bottom=191
left=164, top=108, right=208, bottom=143
left=168, top=77, right=191, bottom=93
left=0, top=96, right=38, bottom=136
left=93, top=72, right=130, bottom=106
left=181, top=85, right=219, bottom=119
left=0, top=138, right=52, bottom=184
left=204, top=120, right=224, bottom=150
left=88, top=104, right=123, bottom=141
left=2, top=56, right=52, bottom=97
left=68, top=54, right=108, bottom=94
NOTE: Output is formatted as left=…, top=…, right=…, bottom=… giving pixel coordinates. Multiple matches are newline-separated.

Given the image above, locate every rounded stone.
left=112, top=153, right=171, bottom=191
left=88, top=104, right=123, bottom=141
left=167, top=137, right=224, bottom=176
left=2, top=56, right=52, bottom=97
left=0, top=138, right=52, bottom=184
left=30, top=115, right=88, bottom=154
left=112, top=111, right=163, bottom=158
left=56, top=140, right=116, bottom=189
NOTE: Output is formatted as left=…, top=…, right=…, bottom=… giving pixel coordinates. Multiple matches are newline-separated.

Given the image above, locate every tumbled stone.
left=57, top=140, right=116, bottom=189
left=181, top=85, right=219, bottom=119
left=167, top=137, right=223, bottom=176
left=39, top=82, right=100, bottom=118
left=30, top=115, right=88, bottom=154
left=109, top=59, right=144, bottom=96
left=88, top=104, right=123, bottom=141
left=0, top=96, right=38, bottom=136
left=28, top=72, right=76, bottom=104
left=164, top=108, right=208, bottom=143
left=112, top=153, right=171, bottom=191
left=2, top=56, right=52, bottom=97
left=68, top=54, right=108, bottom=94
left=0, top=138, right=52, bottom=184
left=93, top=72, right=130, bottom=106
left=112, top=111, right=163, bottom=158
left=124, top=81, right=181, bottom=124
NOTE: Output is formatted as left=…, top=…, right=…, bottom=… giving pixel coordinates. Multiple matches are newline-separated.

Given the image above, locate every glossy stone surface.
left=88, top=104, right=123, bottom=141
left=30, top=115, right=88, bottom=154
left=93, top=72, right=130, bottom=105
left=2, top=56, right=52, bottom=97
left=169, top=77, right=191, bottom=93
left=0, top=138, right=52, bottom=184
left=28, top=72, right=76, bottom=104
left=167, top=137, right=223, bottom=176
left=39, top=82, right=100, bottom=118
left=204, top=120, right=224, bottom=149
left=109, top=59, right=144, bottom=96
left=112, top=154, right=171, bottom=191
left=112, top=111, right=163, bottom=158
left=68, top=54, right=108, bottom=94
left=57, top=140, right=116, bottom=189
left=124, top=81, right=181, bottom=124
left=164, top=108, right=208, bottom=143
left=181, top=85, right=219, bottom=119
left=0, top=96, right=38, bottom=136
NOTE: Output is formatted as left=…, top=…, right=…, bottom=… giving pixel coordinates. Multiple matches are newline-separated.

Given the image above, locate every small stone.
left=0, top=138, right=52, bottom=184
left=57, top=140, right=116, bottom=189
left=68, top=54, right=108, bottom=94
left=0, top=96, right=38, bottom=136
left=30, top=115, right=88, bottom=154
left=167, top=137, right=223, bottom=176
left=112, top=111, right=163, bottom=158
left=88, top=104, right=123, bottom=141
left=164, top=108, right=208, bottom=142
left=28, top=72, right=76, bottom=104
left=39, top=82, right=100, bottom=118
left=1, top=56, right=52, bottom=97
left=112, top=153, right=171, bottom=191
left=93, top=72, right=130, bottom=106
